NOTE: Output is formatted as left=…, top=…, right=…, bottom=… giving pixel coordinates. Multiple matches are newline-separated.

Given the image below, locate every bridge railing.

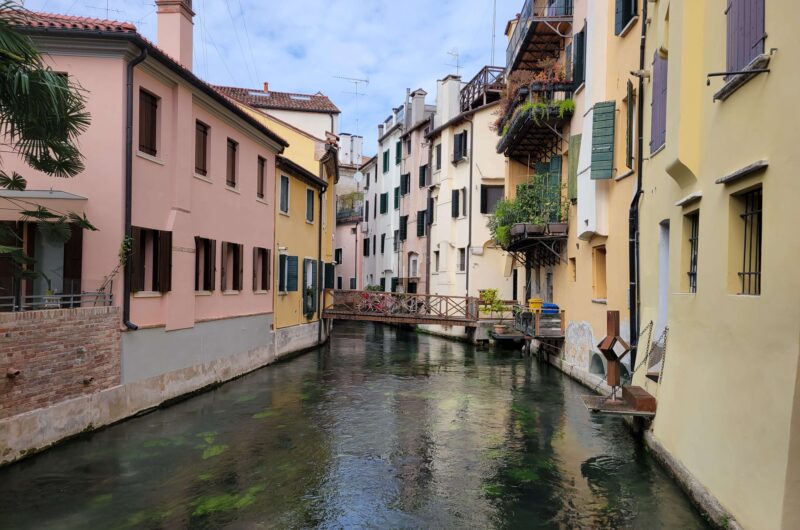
left=322, top=289, right=480, bottom=322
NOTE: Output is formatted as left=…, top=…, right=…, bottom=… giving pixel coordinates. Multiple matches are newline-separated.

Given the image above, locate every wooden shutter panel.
left=278, top=253, right=286, bottom=291
left=626, top=80, right=635, bottom=169
left=394, top=187, right=399, bottom=209
left=287, top=256, right=298, bottom=292
left=454, top=132, right=462, bottom=161
left=727, top=0, right=765, bottom=73
left=548, top=156, right=562, bottom=221
left=417, top=210, right=426, bottom=237
left=451, top=189, right=459, bottom=217
left=399, top=216, right=408, bottom=241
left=195, top=236, right=201, bottom=291
left=311, top=260, right=318, bottom=312
left=568, top=134, right=582, bottom=201
left=614, top=0, right=624, bottom=35
left=253, top=247, right=259, bottom=290
left=650, top=52, right=668, bottom=153
left=236, top=244, right=243, bottom=291
left=220, top=242, right=228, bottom=291
left=574, top=29, right=586, bottom=87
left=324, top=263, right=335, bottom=290
left=480, top=185, right=488, bottom=214
left=263, top=249, right=271, bottom=291
left=130, top=227, right=143, bottom=293
left=427, top=197, right=434, bottom=225
left=157, top=230, right=172, bottom=293
left=208, top=240, right=217, bottom=291
left=591, top=101, right=616, bottom=179
left=419, top=165, right=427, bottom=188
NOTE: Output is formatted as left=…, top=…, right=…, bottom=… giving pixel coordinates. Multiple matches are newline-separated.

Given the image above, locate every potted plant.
left=547, top=183, right=569, bottom=235
left=481, top=289, right=509, bottom=334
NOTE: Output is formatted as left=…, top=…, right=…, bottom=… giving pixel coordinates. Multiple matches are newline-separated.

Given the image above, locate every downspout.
left=425, top=121, right=434, bottom=295
left=123, top=46, right=148, bottom=331
left=465, top=117, right=475, bottom=297
left=317, top=169, right=326, bottom=345
left=628, top=0, right=649, bottom=368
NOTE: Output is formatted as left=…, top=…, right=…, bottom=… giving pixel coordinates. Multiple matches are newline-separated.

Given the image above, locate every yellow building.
left=631, top=1, right=800, bottom=529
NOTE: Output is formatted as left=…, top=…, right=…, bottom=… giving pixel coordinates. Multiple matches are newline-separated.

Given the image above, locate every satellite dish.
left=353, top=171, right=364, bottom=184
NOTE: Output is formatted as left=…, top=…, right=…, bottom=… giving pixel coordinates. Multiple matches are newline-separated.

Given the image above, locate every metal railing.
left=512, top=304, right=565, bottom=338
left=336, top=207, right=364, bottom=223
left=507, top=0, right=574, bottom=68
left=0, top=291, right=113, bottom=312
left=460, top=66, right=505, bottom=112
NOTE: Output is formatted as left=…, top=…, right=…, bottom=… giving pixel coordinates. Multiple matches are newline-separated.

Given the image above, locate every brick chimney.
left=155, top=0, right=194, bottom=70
left=263, top=82, right=269, bottom=92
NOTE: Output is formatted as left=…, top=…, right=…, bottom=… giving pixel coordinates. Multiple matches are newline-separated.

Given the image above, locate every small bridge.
left=322, top=290, right=480, bottom=327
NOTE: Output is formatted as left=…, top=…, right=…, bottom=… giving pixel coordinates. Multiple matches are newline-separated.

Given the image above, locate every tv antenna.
left=447, top=48, right=462, bottom=76
left=86, top=1, right=124, bottom=18
left=334, top=75, right=369, bottom=135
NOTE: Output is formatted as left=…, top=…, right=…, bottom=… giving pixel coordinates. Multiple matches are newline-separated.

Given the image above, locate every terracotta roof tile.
left=21, top=11, right=137, bottom=33
left=214, top=85, right=340, bottom=114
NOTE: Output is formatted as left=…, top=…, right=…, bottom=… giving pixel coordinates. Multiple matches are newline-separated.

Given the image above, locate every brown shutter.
left=237, top=244, right=244, bottom=291
left=157, top=230, right=172, bottom=293
left=194, top=236, right=201, bottom=291
left=262, top=249, right=271, bottom=291
left=220, top=242, right=228, bottom=291
left=130, top=227, right=143, bottom=293
left=208, top=239, right=217, bottom=291
left=252, top=247, right=259, bottom=290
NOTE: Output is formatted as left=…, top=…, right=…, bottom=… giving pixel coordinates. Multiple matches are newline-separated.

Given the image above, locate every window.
left=419, top=164, right=428, bottom=187
left=280, top=175, right=290, bottom=213
left=428, top=197, right=435, bottom=225
left=433, top=250, right=440, bottom=272
left=324, top=263, right=335, bottom=290
left=457, top=248, right=466, bottom=272
left=569, top=257, right=577, bottom=282
left=194, top=237, right=216, bottom=291
left=380, top=233, right=386, bottom=254
left=650, top=52, right=668, bottom=154
left=393, top=230, right=400, bottom=251
left=394, top=187, right=400, bottom=209
left=451, top=189, right=460, bottom=218
left=226, top=139, right=238, bottom=188
left=405, top=138, right=411, bottom=155
left=383, top=150, right=390, bottom=173
left=139, top=90, right=159, bottom=156
left=337, top=277, right=343, bottom=290
left=379, top=278, right=386, bottom=291
left=302, top=258, right=318, bottom=314
left=349, top=277, right=356, bottom=289
left=395, top=140, right=402, bottom=164
left=409, top=255, right=418, bottom=277
left=334, top=248, right=343, bottom=264
left=221, top=242, right=243, bottom=291
left=592, top=246, right=607, bottom=300
left=278, top=254, right=298, bottom=293
left=373, top=235, right=376, bottom=255
left=735, top=188, right=762, bottom=295
left=726, top=0, right=765, bottom=73
left=480, top=185, right=504, bottom=214
left=364, top=238, right=370, bottom=257
left=257, top=156, right=266, bottom=199
left=195, top=121, right=209, bottom=175
left=380, top=192, right=389, bottom=214
left=615, top=0, right=637, bottom=35
left=365, top=200, right=369, bottom=221
left=400, top=173, right=410, bottom=195
left=460, top=188, right=468, bottom=217
left=253, top=247, right=271, bottom=291
left=374, top=194, right=378, bottom=218
left=131, top=227, right=171, bottom=293
left=399, top=215, right=408, bottom=241
left=416, top=210, right=426, bottom=237
left=573, top=26, right=587, bottom=88
left=453, top=131, right=468, bottom=162
left=684, top=211, right=699, bottom=293
left=306, top=189, right=315, bottom=222
left=435, top=144, right=442, bottom=170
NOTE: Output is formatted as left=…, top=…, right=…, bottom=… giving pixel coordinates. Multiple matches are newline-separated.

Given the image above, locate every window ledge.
left=256, top=197, right=268, bottom=206
left=137, top=151, right=165, bottom=166
left=649, top=144, right=666, bottom=159
left=306, top=219, right=314, bottom=225
left=194, top=173, right=213, bottom=184
left=195, top=290, right=213, bottom=296
left=574, top=82, right=586, bottom=96
left=254, top=290, right=269, bottom=295
left=713, top=54, right=771, bottom=102
left=225, top=185, right=240, bottom=195
left=133, top=291, right=162, bottom=298
left=615, top=169, right=635, bottom=181
left=617, top=16, right=639, bottom=38
left=591, top=298, right=608, bottom=305
left=222, top=290, right=241, bottom=295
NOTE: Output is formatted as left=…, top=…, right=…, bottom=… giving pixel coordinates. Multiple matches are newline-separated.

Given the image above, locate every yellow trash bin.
left=528, top=298, right=543, bottom=311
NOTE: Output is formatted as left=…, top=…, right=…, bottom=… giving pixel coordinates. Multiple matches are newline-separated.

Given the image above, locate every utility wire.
left=222, top=0, right=257, bottom=86
left=236, top=0, right=260, bottom=85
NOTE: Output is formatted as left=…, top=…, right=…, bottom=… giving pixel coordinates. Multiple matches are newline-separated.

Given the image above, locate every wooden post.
left=535, top=311, right=541, bottom=337
left=560, top=309, right=566, bottom=336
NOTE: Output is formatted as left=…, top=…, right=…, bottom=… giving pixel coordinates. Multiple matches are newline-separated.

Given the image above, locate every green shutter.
left=394, top=187, right=400, bottom=209
left=591, top=101, right=616, bottom=179
left=417, top=210, right=426, bottom=237
left=548, top=156, right=562, bottom=222
left=626, top=80, right=634, bottom=169
left=568, top=134, right=582, bottom=200
left=535, top=162, right=549, bottom=176
left=383, top=150, right=389, bottom=173
left=395, top=141, right=401, bottom=164
left=380, top=192, right=388, bottom=214
left=399, top=215, right=408, bottom=241
left=287, top=256, right=298, bottom=292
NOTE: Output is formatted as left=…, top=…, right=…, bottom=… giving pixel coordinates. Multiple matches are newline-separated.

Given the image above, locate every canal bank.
left=0, top=321, right=707, bottom=528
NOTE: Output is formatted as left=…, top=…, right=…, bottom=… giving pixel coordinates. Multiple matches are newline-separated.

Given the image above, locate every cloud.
left=27, top=0, right=521, bottom=151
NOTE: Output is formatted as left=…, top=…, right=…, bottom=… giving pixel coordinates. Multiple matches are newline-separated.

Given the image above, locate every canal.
left=0, top=322, right=708, bottom=529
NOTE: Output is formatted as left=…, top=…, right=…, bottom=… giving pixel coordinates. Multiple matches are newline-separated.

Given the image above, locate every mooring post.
left=597, top=310, right=631, bottom=401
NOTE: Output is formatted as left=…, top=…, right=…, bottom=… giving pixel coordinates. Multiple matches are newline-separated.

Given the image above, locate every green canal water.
left=0, top=322, right=708, bottom=529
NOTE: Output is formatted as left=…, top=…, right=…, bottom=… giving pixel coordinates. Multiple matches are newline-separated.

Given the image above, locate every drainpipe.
left=123, top=47, right=148, bottom=331
left=629, top=0, right=649, bottom=368
left=317, top=183, right=324, bottom=345
left=465, top=116, right=475, bottom=297
left=425, top=120, right=434, bottom=295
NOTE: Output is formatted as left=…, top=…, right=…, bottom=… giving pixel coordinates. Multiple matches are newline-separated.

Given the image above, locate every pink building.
left=2, top=3, right=288, bottom=383
left=334, top=134, right=371, bottom=290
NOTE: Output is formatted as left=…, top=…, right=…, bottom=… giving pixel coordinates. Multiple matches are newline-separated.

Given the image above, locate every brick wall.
left=0, top=307, right=121, bottom=419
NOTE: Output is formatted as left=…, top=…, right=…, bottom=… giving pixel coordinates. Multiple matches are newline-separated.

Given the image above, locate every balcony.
left=336, top=191, right=364, bottom=225
left=496, top=83, right=574, bottom=164
left=460, top=66, right=505, bottom=112
left=507, top=0, right=573, bottom=73
left=336, top=207, right=363, bottom=224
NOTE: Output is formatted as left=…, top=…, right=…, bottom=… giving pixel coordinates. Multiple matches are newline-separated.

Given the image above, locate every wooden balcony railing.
left=322, top=289, right=480, bottom=326
left=506, top=0, right=574, bottom=71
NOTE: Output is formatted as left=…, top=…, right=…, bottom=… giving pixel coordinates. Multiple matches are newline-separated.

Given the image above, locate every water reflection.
left=0, top=322, right=707, bottom=529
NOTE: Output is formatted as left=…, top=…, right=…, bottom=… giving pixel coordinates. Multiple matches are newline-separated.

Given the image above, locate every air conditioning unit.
left=361, top=224, right=369, bottom=233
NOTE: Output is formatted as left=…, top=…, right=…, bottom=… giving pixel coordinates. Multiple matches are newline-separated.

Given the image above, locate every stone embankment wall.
left=0, top=307, right=121, bottom=420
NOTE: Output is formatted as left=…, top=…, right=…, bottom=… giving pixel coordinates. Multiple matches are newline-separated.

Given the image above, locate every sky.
left=22, top=0, right=520, bottom=152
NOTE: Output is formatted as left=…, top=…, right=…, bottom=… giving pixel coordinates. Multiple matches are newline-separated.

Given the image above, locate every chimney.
left=411, top=89, right=427, bottom=126
left=378, top=124, right=384, bottom=138
left=263, top=81, right=269, bottom=92
left=436, top=75, right=462, bottom=123
left=156, top=0, right=194, bottom=70
left=352, top=135, right=363, bottom=164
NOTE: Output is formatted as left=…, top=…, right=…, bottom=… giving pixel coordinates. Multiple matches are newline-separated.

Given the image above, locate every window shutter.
left=591, top=101, right=616, bottom=180
left=548, top=156, right=562, bottom=221
left=236, top=244, right=244, bottom=291
left=427, top=197, right=434, bottom=225
left=252, top=247, right=258, bottom=290
left=626, top=80, right=635, bottom=169
left=263, top=249, right=271, bottom=291
left=278, top=254, right=286, bottom=291
left=419, top=165, right=427, bottom=187
left=451, top=189, right=459, bottom=218
left=391, top=277, right=398, bottom=293
left=417, top=210, right=426, bottom=237
left=130, top=227, right=143, bottom=293
left=727, top=0, right=766, bottom=73
left=157, top=230, right=172, bottom=293
left=395, top=141, right=402, bottom=164
left=454, top=132, right=463, bottom=162
left=324, top=262, right=334, bottom=290
left=287, top=256, right=298, bottom=291
left=381, top=233, right=385, bottom=253
left=311, top=260, right=318, bottom=312
left=364, top=238, right=370, bottom=257
left=480, top=185, right=488, bottom=214
left=209, top=240, right=216, bottom=291
left=574, top=29, right=586, bottom=87
left=400, top=174, right=409, bottom=195
left=399, top=215, right=408, bottom=241
left=615, top=0, right=624, bottom=35
left=380, top=192, right=388, bottom=214
left=394, top=187, right=400, bottom=209
left=650, top=52, right=668, bottom=153
left=568, top=134, right=582, bottom=200
left=565, top=42, right=573, bottom=81
left=220, top=242, right=228, bottom=290
left=535, top=161, right=549, bottom=176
